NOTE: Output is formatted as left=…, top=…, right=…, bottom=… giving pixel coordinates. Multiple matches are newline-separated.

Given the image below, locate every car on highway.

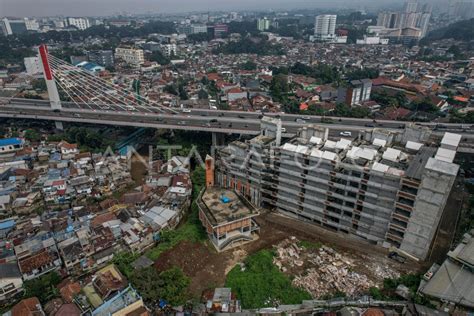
left=73, top=113, right=81, bottom=118
left=125, top=105, right=137, bottom=111
left=340, top=131, right=352, bottom=137
left=301, top=116, right=310, bottom=120
left=295, top=118, right=306, bottom=124
left=281, top=127, right=287, bottom=133
left=218, top=112, right=224, bottom=117
left=209, top=119, right=218, bottom=123
left=238, top=115, right=245, bottom=119
left=178, top=121, right=186, bottom=125
left=53, top=109, right=60, bottom=113
left=364, top=123, right=375, bottom=127
left=182, top=108, right=191, bottom=113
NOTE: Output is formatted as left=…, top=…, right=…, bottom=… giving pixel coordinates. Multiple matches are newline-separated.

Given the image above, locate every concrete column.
left=211, top=132, right=225, bottom=156
left=55, top=121, right=64, bottom=130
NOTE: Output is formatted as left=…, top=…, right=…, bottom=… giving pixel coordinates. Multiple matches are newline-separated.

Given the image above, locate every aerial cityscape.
left=0, top=0, right=473, bottom=315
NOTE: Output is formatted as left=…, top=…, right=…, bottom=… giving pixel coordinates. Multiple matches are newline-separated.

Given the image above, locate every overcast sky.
left=0, top=0, right=436, bottom=17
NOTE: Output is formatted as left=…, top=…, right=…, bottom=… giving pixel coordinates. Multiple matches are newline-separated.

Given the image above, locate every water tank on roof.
left=220, top=195, right=231, bottom=203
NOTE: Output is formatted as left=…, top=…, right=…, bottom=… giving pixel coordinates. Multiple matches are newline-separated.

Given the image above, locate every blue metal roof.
left=0, top=138, right=23, bottom=147
left=0, top=220, right=15, bottom=230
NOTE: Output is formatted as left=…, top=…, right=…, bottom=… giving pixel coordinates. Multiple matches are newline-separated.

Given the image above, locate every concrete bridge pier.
left=211, top=132, right=226, bottom=157
left=55, top=121, right=64, bottom=130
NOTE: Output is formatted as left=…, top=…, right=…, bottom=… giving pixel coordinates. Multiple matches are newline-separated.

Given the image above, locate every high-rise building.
left=417, top=13, right=431, bottom=37
left=87, top=50, right=114, bottom=67
left=314, top=15, right=337, bottom=41
left=1, top=18, right=28, bottom=36
left=114, top=47, right=144, bottom=66
left=214, top=24, right=229, bottom=38
left=257, top=18, right=271, bottom=31
left=66, top=17, right=90, bottom=30
left=376, top=1, right=431, bottom=39
left=345, top=79, right=373, bottom=105
left=24, top=57, right=42, bottom=76
left=449, top=0, right=474, bottom=20
left=404, top=1, right=419, bottom=13
left=215, top=120, right=462, bottom=261
left=191, top=25, right=208, bottom=34
left=24, top=18, right=39, bottom=31
left=160, top=44, right=177, bottom=57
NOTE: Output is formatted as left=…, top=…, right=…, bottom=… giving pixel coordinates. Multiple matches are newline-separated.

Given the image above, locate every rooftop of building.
left=420, top=230, right=474, bottom=308
left=200, top=187, right=258, bottom=227
left=279, top=125, right=459, bottom=180
left=0, top=138, right=24, bottom=147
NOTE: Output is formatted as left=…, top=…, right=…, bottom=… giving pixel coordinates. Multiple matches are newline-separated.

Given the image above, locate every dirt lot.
left=153, top=211, right=420, bottom=299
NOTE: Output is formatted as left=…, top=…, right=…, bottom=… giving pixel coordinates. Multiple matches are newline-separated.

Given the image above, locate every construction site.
left=154, top=211, right=417, bottom=299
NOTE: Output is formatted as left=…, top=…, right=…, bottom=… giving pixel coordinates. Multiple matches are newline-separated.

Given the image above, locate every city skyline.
left=0, top=0, right=445, bottom=17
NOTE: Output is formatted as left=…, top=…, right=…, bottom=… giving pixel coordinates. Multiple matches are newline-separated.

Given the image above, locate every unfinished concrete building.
left=215, top=117, right=281, bottom=207
left=215, top=119, right=461, bottom=261
left=197, top=187, right=260, bottom=252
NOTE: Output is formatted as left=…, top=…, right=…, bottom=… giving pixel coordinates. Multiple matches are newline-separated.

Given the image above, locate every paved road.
left=3, top=97, right=473, bottom=134
left=2, top=98, right=474, bottom=149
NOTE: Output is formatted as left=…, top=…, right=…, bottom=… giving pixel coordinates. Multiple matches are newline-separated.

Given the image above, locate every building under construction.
left=215, top=117, right=460, bottom=261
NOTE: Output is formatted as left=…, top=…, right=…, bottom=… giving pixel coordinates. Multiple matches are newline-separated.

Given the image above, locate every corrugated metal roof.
left=0, top=138, right=23, bottom=147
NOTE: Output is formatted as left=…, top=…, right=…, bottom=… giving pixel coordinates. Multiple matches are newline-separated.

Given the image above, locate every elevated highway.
left=1, top=97, right=474, bottom=152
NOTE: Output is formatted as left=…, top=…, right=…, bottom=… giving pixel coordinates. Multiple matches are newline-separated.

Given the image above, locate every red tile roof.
left=18, top=250, right=55, bottom=274
left=91, top=212, right=117, bottom=228
left=58, top=280, right=82, bottom=303
left=11, top=297, right=42, bottom=316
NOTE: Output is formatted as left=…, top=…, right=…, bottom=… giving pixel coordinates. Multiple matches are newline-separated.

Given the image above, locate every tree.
left=149, top=50, right=170, bottom=65
left=270, top=74, right=290, bottom=101
left=23, top=271, right=62, bottom=304
left=158, top=267, right=190, bottom=306
left=240, top=61, right=257, bottom=70
left=187, top=32, right=214, bottom=43
left=198, top=89, right=208, bottom=100
left=213, top=37, right=284, bottom=56
left=24, top=129, right=41, bottom=142
left=130, top=267, right=162, bottom=301
left=411, top=97, right=439, bottom=113
left=32, top=79, right=47, bottom=91
left=164, top=84, right=178, bottom=95
left=346, top=68, right=379, bottom=81
left=178, top=84, right=188, bottom=100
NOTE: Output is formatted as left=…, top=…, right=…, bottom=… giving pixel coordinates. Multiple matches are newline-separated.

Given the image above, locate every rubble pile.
left=273, top=237, right=395, bottom=298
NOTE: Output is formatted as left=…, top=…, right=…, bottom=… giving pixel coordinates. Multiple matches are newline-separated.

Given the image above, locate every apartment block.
left=114, top=47, right=144, bottom=66
left=215, top=119, right=460, bottom=261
